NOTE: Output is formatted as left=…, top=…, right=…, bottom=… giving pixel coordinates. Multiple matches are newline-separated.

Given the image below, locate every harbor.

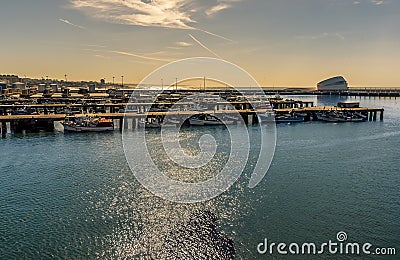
left=0, top=90, right=384, bottom=136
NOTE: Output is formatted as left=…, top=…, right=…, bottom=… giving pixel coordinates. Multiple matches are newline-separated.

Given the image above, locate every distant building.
left=0, top=75, right=20, bottom=84
left=12, top=82, right=26, bottom=90
left=317, top=76, right=348, bottom=91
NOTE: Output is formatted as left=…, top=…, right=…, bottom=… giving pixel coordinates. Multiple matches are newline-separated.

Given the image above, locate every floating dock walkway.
left=0, top=105, right=384, bottom=137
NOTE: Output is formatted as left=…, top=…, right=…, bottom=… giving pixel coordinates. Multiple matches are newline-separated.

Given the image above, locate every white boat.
left=275, top=115, right=305, bottom=123
left=62, top=116, right=114, bottom=132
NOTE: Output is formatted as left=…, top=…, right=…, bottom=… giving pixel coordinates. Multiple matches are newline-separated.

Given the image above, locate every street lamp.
left=121, top=75, right=124, bottom=88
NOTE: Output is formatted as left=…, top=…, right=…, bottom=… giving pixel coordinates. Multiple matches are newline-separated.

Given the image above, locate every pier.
left=0, top=89, right=385, bottom=137
left=0, top=105, right=384, bottom=137
left=264, top=88, right=400, bottom=97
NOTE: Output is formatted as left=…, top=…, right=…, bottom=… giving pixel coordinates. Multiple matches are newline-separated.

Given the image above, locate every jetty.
left=0, top=94, right=384, bottom=137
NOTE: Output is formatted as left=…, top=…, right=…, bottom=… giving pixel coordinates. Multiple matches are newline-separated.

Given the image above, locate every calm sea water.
left=0, top=96, right=399, bottom=259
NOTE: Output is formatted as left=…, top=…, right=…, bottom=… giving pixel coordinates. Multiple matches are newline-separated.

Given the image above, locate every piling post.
left=131, top=118, right=135, bottom=129
left=119, top=118, right=123, bottom=131
left=124, top=118, right=129, bottom=129
left=10, top=120, right=15, bottom=134
left=380, top=110, right=384, bottom=121
left=252, top=113, right=259, bottom=125
left=373, top=111, right=377, bottom=121
left=1, top=122, right=6, bottom=138
left=240, top=113, right=248, bottom=125
left=248, top=114, right=253, bottom=125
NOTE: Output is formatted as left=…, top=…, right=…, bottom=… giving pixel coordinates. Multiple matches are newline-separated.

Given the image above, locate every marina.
left=0, top=93, right=384, bottom=136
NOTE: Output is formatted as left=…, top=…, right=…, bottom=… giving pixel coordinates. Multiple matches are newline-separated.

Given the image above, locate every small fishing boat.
left=62, top=116, right=114, bottom=132
left=275, top=114, right=305, bottom=123
left=318, top=112, right=366, bottom=123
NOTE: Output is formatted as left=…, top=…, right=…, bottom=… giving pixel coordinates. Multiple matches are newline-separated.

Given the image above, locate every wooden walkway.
left=0, top=106, right=383, bottom=122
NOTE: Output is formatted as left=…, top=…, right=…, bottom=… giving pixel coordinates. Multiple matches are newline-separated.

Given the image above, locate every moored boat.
left=189, top=114, right=232, bottom=126
left=275, top=114, right=305, bottom=123
left=317, top=111, right=366, bottom=123
left=61, top=116, right=114, bottom=132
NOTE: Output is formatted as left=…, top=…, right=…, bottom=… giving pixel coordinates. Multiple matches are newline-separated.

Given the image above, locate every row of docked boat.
left=257, top=110, right=367, bottom=123
left=60, top=109, right=368, bottom=132
left=139, top=114, right=239, bottom=128
left=316, top=111, right=366, bottom=122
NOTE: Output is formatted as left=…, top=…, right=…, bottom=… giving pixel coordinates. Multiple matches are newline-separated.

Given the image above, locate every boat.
left=317, top=111, right=366, bottom=123
left=275, top=114, right=305, bottom=123
left=189, top=114, right=233, bottom=126
left=61, top=116, right=114, bottom=132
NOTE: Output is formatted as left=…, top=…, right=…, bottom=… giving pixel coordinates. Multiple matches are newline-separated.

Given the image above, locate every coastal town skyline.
left=1, top=0, right=399, bottom=87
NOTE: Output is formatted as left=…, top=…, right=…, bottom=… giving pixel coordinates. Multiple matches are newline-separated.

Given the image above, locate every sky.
left=0, top=0, right=399, bottom=87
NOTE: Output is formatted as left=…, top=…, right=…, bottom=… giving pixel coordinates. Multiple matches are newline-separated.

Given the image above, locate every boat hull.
left=62, top=124, right=114, bottom=132
left=275, top=117, right=305, bottom=123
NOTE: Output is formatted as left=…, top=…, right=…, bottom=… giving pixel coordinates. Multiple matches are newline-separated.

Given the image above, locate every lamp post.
left=121, top=76, right=124, bottom=88
left=112, top=76, right=115, bottom=87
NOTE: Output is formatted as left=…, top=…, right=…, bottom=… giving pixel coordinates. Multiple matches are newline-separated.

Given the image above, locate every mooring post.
left=240, top=113, right=248, bottom=125
left=131, top=118, right=135, bottom=129
left=248, top=114, right=253, bottom=125
left=119, top=118, right=123, bottom=131
left=10, top=120, right=15, bottom=134
left=1, top=122, right=6, bottom=138
left=254, top=113, right=260, bottom=124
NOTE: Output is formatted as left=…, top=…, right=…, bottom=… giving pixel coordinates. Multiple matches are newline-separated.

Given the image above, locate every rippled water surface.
left=0, top=96, right=399, bottom=259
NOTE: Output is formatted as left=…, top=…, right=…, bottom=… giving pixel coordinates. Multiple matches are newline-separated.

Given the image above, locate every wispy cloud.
left=83, top=46, right=173, bottom=62
left=68, top=0, right=239, bottom=41
left=352, top=0, right=390, bottom=5
left=371, top=0, right=387, bottom=4
left=205, top=0, right=241, bottom=16
left=59, top=18, right=85, bottom=29
left=175, top=41, right=193, bottom=47
left=110, top=50, right=173, bottom=62
left=295, top=32, right=346, bottom=41
left=206, top=3, right=230, bottom=16
left=69, top=0, right=194, bottom=29
left=188, top=34, right=221, bottom=58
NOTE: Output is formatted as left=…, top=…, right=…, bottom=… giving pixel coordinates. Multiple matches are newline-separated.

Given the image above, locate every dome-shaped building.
left=317, top=76, right=348, bottom=91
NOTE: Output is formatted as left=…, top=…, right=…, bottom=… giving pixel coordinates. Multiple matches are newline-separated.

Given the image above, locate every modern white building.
left=317, top=76, right=348, bottom=91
